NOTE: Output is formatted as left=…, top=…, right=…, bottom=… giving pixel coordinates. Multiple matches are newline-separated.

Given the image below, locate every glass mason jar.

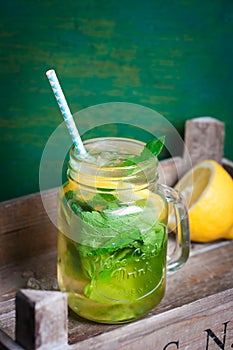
left=57, top=137, right=190, bottom=324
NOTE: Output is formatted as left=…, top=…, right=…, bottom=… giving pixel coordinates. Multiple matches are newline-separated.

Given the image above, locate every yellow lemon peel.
left=175, top=160, right=233, bottom=242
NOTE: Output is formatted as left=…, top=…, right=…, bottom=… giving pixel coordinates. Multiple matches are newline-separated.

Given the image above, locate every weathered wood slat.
left=0, top=189, right=57, bottom=266
left=0, top=329, right=24, bottom=350
left=67, top=240, right=233, bottom=345
left=1, top=187, right=233, bottom=348
left=68, top=288, right=233, bottom=350
left=183, top=117, right=225, bottom=172
left=0, top=240, right=232, bottom=347
left=15, top=290, right=67, bottom=350
left=158, top=156, right=183, bottom=186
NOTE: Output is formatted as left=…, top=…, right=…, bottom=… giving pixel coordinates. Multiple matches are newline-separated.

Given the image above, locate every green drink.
left=57, top=137, right=189, bottom=323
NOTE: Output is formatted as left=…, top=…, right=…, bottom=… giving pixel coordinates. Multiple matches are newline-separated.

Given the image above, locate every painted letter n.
left=205, top=321, right=230, bottom=350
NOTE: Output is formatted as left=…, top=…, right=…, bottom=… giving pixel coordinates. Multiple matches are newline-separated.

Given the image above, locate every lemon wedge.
left=175, top=160, right=233, bottom=242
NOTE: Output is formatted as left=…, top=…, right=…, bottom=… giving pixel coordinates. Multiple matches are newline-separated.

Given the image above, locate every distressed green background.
left=0, top=0, right=232, bottom=201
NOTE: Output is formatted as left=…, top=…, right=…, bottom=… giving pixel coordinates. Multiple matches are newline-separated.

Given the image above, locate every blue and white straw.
left=46, top=69, right=87, bottom=156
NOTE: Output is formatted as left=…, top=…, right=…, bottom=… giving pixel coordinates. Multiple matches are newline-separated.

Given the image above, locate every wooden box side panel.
left=71, top=288, right=233, bottom=350
left=0, top=189, right=57, bottom=266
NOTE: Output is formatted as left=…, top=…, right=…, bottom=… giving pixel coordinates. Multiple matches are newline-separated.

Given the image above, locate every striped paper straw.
left=46, top=69, right=87, bottom=156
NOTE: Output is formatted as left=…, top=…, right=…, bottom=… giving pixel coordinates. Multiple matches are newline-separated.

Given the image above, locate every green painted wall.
left=0, top=0, right=232, bottom=201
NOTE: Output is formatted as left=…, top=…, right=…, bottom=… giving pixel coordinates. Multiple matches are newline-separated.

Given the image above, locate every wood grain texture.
left=0, top=329, right=24, bottom=350
left=183, top=117, right=225, bottom=170
left=0, top=189, right=57, bottom=266
left=158, top=157, right=183, bottom=186
left=1, top=245, right=233, bottom=349
left=0, top=189, right=233, bottom=348
left=68, top=289, right=233, bottom=350
left=15, top=290, right=67, bottom=350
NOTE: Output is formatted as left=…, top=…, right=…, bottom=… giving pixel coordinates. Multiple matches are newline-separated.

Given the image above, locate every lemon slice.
left=175, top=160, right=233, bottom=242
left=62, top=177, right=118, bottom=202
left=63, top=178, right=167, bottom=224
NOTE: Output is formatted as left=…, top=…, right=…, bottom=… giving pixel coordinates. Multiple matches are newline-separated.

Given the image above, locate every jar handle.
left=158, top=183, right=190, bottom=274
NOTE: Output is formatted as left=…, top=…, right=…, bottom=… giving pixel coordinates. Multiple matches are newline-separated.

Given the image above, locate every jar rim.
left=72, top=137, right=153, bottom=167
left=68, top=137, right=158, bottom=186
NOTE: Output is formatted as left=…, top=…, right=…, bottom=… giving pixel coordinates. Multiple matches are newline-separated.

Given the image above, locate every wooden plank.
left=0, top=186, right=233, bottom=347
left=68, top=288, right=233, bottom=350
left=67, top=240, right=233, bottom=344
left=158, top=157, right=183, bottom=186
left=15, top=290, right=67, bottom=350
left=183, top=117, right=225, bottom=172
left=0, top=251, right=58, bottom=342
left=0, top=189, right=57, bottom=266
left=2, top=288, right=232, bottom=350
left=158, top=118, right=228, bottom=185
left=1, top=240, right=232, bottom=346
left=0, top=329, right=24, bottom=350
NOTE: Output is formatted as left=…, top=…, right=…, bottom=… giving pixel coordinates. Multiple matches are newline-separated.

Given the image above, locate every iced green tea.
left=57, top=187, right=168, bottom=323
left=57, top=137, right=189, bottom=323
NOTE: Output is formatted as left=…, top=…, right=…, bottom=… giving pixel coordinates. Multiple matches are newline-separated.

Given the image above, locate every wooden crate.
left=0, top=187, right=233, bottom=350
left=0, top=117, right=233, bottom=349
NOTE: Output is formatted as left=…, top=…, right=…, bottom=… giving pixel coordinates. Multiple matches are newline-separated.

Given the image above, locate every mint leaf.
left=87, top=192, right=120, bottom=211
left=74, top=204, right=167, bottom=305
left=140, top=136, right=165, bottom=160
left=140, top=222, right=167, bottom=254
left=121, top=136, right=165, bottom=166
left=81, top=210, right=107, bottom=228
left=99, top=226, right=142, bottom=251
left=65, top=190, right=92, bottom=213
left=78, top=210, right=143, bottom=257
